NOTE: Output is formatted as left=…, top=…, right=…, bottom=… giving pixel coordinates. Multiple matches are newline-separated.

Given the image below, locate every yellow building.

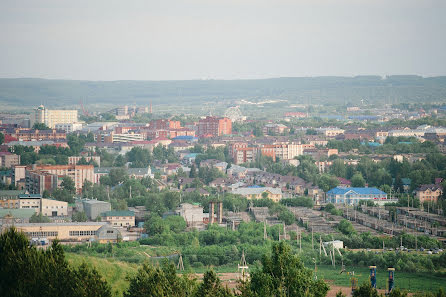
left=101, top=210, right=135, bottom=227
left=232, top=187, right=282, bottom=203
left=8, top=222, right=121, bottom=243
left=18, top=194, right=68, bottom=217
left=415, top=184, right=443, bottom=204
left=34, top=105, right=78, bottom=129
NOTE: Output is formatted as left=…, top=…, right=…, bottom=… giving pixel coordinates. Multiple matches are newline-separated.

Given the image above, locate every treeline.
left=2, top=228, right=329, bottom=297
left=0, top=228, right=111, bottom=297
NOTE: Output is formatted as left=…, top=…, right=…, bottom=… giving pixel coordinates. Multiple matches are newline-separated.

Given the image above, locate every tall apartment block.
left=197, top=116, right=232, bottom=137
left=33, top=105, right=78, bottom=129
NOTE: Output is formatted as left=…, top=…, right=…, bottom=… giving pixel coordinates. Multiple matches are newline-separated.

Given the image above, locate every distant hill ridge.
left=0, top=76, right=445, bottom=108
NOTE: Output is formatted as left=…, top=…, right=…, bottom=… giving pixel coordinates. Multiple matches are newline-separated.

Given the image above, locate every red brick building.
left=149, top=119, right=181, bottom=130
left=197, top=116, right=231, bottom=137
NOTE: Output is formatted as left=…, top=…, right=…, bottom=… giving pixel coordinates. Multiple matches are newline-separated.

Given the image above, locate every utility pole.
left=319, top=236, right=322, bottom=256
left=299, top=230, right=302, bottom=253
left=297, top=226, right=299, bottom=246
left=312, top=227, right=314, bottom=251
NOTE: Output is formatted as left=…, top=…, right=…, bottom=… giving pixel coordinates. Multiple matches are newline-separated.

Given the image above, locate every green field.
left=66, top=253, right=137, bottom=297
left=66, top=252, right=446, bottom=297
left=316, top=265, right=446, bottom=293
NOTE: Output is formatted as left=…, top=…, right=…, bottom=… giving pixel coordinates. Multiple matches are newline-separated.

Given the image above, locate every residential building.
left=197, top=116, right=232, bottom=137
left=316, top=127, right=345, bottom=137
left=101, top=210, right=135, bottom=227
left=33, top=105, right=78, bottom=129
left=97, top=132, right=144, bottom=143
left=0, top=152, right=20, bottom=168
left=31, top=164, right=95, bottom=194
left=326, top=187, right=388, bottom=205
left=232, top=186, right=282, bottom=202
left=8, top=129, right=66, bottom=141
left=25, top=170, right=59, bottom=194
left=263, top=123, right=289, bottom=135
left=415, top=184, right=443, bottom=204
left=68, top=156, right=101, bottom=167
left=54, top=122, right=83, bottom=133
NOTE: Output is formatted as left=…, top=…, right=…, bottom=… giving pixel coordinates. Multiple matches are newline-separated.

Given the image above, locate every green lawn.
left=66, top=252, right=445, bottom=296
left=66, top=253, right=138, bottom=297
left=316, top=265, right=446, bottom=293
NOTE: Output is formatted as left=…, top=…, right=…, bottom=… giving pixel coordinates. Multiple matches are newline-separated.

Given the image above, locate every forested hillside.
left=1, top=76, right=446, bottom=109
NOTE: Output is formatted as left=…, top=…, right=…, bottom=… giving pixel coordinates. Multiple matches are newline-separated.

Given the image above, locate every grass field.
left=316, top=265, right=446, bottom=293
left=66, top=253, right=446, bottom=297
left=66, top=253, right=138, bottom=297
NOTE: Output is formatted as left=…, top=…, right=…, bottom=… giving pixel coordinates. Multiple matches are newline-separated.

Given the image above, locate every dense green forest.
left=1, top=76, right=446, bottom=109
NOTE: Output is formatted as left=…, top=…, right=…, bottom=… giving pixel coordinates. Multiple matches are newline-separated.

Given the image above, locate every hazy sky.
left=0, top=0, right=445, bottom=80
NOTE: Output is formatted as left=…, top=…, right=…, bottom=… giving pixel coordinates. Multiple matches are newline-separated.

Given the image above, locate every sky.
left=0, top=0, right=445, bottom=81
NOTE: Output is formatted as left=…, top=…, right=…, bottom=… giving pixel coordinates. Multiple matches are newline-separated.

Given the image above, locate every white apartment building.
left=54, top=122, right=83, bottom=133
left=33, top=105, right=78, bottom=129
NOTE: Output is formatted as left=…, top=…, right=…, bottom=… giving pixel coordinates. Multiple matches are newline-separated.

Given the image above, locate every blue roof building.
left=326, top=187, right=387, bottom=205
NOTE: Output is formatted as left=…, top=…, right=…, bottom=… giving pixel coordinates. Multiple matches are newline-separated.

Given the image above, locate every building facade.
left=232, top=187, right=282, bottom=202
left=32, top=164, right=95, bottom=194
left=415, top=184, right=443, bottom=204
left=18, top=194, right=68, bottom=216
left=34, top=105, right=78, bottom=129
left=0, top=152, right=20, bottom=168
left=101, top=210, right=135, bottom=227
left=326, top=187, right=388, bottom=205
left=83, top=199, right=112, bottom=220
left=9, top=222, right=120, bottom=242
left=197, top=116, right=232, bottom=137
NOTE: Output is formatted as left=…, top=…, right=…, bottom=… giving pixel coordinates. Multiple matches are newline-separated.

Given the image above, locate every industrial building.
left=326, top=187, right=388, bottom=205
left=82, top=199, right=111, bottom=220
left=8, top=222, right=121, bottom=243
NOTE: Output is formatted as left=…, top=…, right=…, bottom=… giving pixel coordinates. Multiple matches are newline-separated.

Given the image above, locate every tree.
left=0, top=132, right=4, bottom=145
left=33, top=122, right=50, bottom=130
left=338, top=219, right=356, bottom=236
left=351, top=173, right=366, bottom=187
left=352, top=282, right=379, bottom=297
left=109, top=168, right=128, bottom=186
left=72, top=211, right=88, bottom=222
left=196, top=270, right=233, bottom=297
left=249, top=241, right=329, bottom=297
left=124, top=261, right=196, bottom=297
left=330, top=159, right=346, bottom=178
left=113, top=155, right=126, bottom=167
left=61, top=176, right=76, bottom=194
left=190, top=164, right=197, bottom=178
left=29, top=213, right=51, bottom=223
left=0, top=227, right=111, bottom=297
left=318, top=174, right=340, bottom=192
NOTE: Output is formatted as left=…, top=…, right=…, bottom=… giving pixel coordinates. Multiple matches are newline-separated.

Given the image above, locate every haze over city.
left=1, top=0, right=446, bottom=80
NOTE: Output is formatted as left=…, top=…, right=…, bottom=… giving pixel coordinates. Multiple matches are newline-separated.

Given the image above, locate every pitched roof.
left=233, top=187, right=282, bottom=196
left=101, top=210, right=135, bottom=217
left=326, top=187, right=386, bottom=195
left=416, top=184, right=443, bottom=192
left=0, top=209, right=35, bottom=219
